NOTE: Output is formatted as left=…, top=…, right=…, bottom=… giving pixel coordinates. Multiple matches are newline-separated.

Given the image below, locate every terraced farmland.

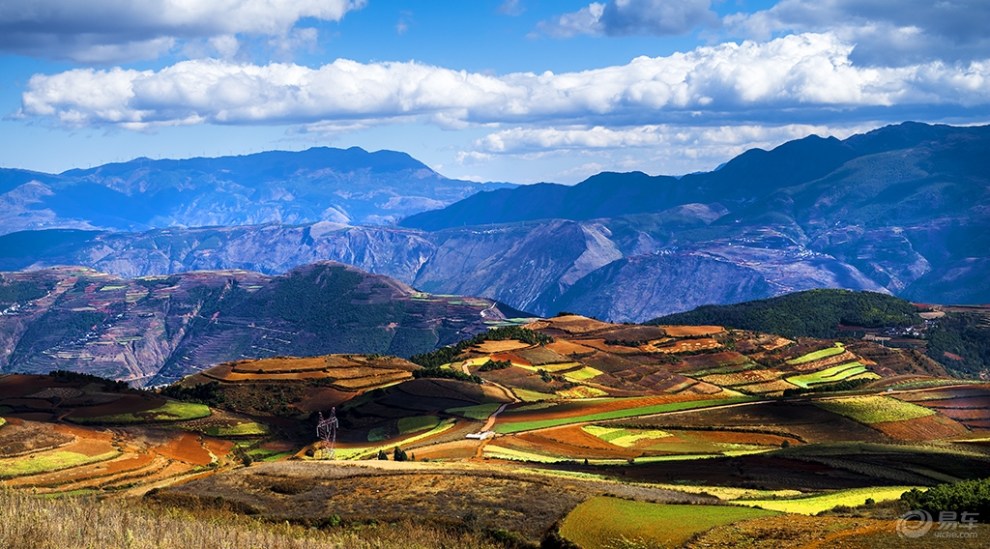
left=785, top=362, right=878, bottom=389
left=815, top=396, right=936, bottom=424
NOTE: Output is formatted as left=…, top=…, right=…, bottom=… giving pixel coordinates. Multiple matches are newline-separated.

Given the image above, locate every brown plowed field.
left=0, top=418, right=74, bottom=456
left=546, top=340, right=597, bottom=356
left=293, top=386, right=354, bottom=412
left=732, top=380, right=798, bottom=394
left=676, top=351, right=751, bottom=372
left=658, top=326, right=724, bottom=337
left=501, top=431, right=638, bottom=460
left=526, top=315, right=614, bottom=334
left=702, top=369, right=784, bottom=387
left=230, top=356, right=328, bottom=372
left=653, top=338, right=721, bottom=354
left=409, top=440, right=480, bottom=460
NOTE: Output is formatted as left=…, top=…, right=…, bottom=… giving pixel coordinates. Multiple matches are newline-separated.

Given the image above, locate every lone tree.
left=377, top=449, right=388, bottom=460
left=393, top=446, right=408, bottom=462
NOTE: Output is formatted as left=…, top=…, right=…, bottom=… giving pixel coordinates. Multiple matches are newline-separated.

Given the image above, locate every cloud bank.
left=0, top=0, right=365, bottom=62
left=21, top=32, right=990, bottom=130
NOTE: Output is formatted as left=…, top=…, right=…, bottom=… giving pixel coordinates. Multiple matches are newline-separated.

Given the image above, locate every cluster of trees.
left=926, top=313, right=990, bottom=377
left=901, top=478, right=990, bottom=520
left=48, top=370, right=129, bottom=392
left=411, top=368, right=482, bottom=384
left=479, top=359, right=511, bottom=372
left=377, top=447, right=412, bottom=461
left=0, top=279, right=51, bottom=307
left=160, top=381, right=224, bottom=406
left=653, top=289, right=919, bottom=338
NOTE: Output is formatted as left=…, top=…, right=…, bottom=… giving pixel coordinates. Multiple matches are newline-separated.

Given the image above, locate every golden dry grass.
left=0, top=489, right=503, bottom=549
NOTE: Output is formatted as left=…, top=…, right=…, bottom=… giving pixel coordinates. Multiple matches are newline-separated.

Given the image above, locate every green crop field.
left=561, top=497, right=778, bottom=548
left=562, top=366, right=603, bottom=381
left=786, top=362, right=874, bottom=389
left=204, top=421, right=269, bottom=437
left=787, top=343, right=845, bottom=365
left=483, top=445, right=565, bottom=463
left=815, top=396, right=935, bottom=424
left=398, top=415, right=441, bottom=434
left=72, top=401, right=211, bottom=424
left=446, top=403, right=502, bottom=421
left=0, top=449, right=121, bottom=479
left=583, top=425, right=672, bottom=447
left=735, top=486, right=919, bottom=514
left=511, top=388, right=554, bottom=402
left=337, top=418, right=457, bottom=460
left=495, top=397, right=755, bottom=434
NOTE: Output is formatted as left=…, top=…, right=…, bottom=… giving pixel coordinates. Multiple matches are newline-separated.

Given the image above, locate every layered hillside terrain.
left=4, top=316, right=988, bottom=547
left=1, top=123, right=986, bottom=323
left=0, top=263, right=527, bottom=386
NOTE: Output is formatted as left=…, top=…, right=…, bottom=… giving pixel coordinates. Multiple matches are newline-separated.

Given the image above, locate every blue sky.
left=2, top=0, right=989, bottom=183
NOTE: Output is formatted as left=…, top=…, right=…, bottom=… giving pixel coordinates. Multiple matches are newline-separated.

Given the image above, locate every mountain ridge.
left=0, top=146, right=513, bottom=234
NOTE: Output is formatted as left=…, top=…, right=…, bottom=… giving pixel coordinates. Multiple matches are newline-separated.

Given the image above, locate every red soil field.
left=202, top=438, right=235, bottom=460
left=154, top=432, right=213, bottom=466
left=871, top=414, right=969, bottom=441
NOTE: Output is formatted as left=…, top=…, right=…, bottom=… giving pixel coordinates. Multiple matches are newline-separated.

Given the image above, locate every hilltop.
left=0, top=262, right=529, bottom=386
left=654, top=289, right=990, bottom=378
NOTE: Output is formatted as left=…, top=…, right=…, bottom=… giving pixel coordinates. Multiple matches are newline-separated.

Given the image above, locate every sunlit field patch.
left=561, top=497, right=777, bottom=548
